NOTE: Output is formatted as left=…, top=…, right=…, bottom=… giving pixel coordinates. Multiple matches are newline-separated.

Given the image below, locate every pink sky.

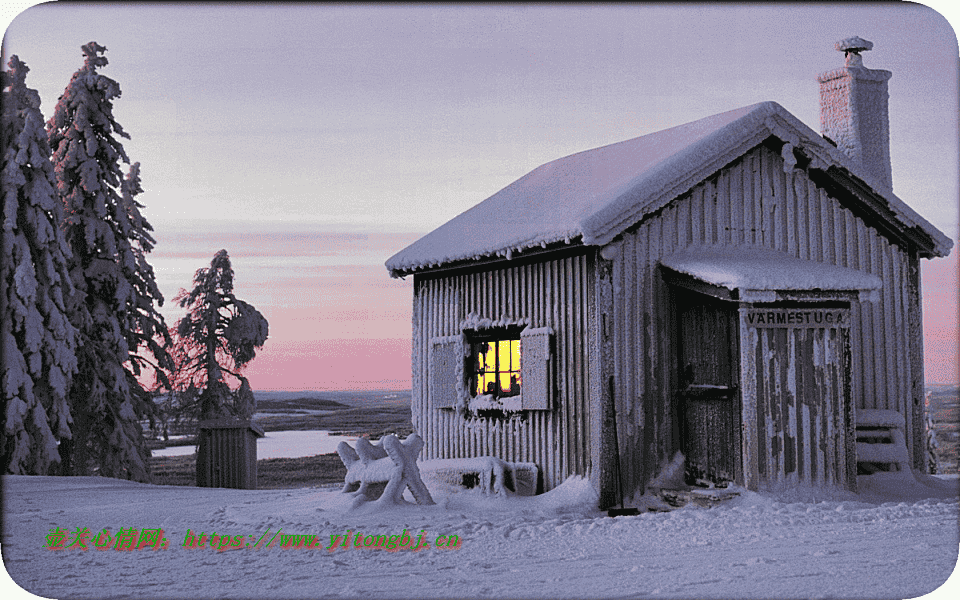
left=922, top=252, right=959, bottom=384
left=146, top=225, right=421, bottom=390
left=3, top=4, right=958, bottom=389
left=145, top=227, right=958, bottom=391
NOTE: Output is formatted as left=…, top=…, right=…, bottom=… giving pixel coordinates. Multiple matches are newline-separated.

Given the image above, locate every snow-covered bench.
left=336, top=434, right=435, bottom=506
left=419, top=457, right=539, bottom=497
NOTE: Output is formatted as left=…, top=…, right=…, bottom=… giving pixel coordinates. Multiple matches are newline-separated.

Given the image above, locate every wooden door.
left=676, top=293, right=741, bottom=485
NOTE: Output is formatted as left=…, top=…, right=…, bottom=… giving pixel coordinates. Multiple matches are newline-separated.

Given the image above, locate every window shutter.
left=520, top=327, right=552, bottom=410
left=429, top=336, right=460, bottom=409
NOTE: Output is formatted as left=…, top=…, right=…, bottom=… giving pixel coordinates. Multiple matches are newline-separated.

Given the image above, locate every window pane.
left=498, top=341, right=511, bottom=373
left=483, top=344, right=496, bottom=372
left=481, top=372, right=497, bottom=395
left=499, top=371, right=511, bottom=394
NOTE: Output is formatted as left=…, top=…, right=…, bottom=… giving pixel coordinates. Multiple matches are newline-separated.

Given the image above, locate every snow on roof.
left=386, top=101, right=951, bottom=276
left=660, top=245, right=882, bottom=295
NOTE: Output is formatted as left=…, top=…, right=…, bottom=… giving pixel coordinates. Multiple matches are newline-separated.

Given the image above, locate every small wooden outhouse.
left=196, top=418, right=264, bottom=489
left=386, top=39, right=952, bottom=506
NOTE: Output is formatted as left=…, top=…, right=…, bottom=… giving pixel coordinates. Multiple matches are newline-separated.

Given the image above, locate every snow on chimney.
left=817, top=36, right=893, bottom=190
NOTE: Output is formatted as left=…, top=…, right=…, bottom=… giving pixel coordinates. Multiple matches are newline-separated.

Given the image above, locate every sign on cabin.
left=744, top=308, right=850, bottom=328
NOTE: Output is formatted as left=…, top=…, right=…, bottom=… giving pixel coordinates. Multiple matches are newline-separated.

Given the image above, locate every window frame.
left=428, top=315, right=552, bottom=418
left=468, top=325, right=525, bottom=401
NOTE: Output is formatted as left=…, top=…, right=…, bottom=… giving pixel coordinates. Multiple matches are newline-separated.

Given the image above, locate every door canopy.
left=661, top=245, right=881, bottom=303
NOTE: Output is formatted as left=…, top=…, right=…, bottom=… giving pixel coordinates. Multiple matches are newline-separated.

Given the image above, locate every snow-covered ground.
left=2, top=468, right=958, bottom=599
left=151, top=430, right=359, bottom=459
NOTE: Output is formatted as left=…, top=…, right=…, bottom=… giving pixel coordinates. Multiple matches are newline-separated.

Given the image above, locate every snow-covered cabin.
left=385, top=38, right=952, bottom=506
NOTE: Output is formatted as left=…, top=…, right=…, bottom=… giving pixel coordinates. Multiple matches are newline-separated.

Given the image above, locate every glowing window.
left=472, top=338, right=521, bottom=398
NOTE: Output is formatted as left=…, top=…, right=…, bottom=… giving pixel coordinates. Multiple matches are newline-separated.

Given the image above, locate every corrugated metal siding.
left=411, top=252, right=595, bottom=491
left=608, top=143, right=918, bottom=495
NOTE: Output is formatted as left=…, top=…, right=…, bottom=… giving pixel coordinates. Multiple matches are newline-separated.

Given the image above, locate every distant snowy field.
left=2, top=470, right=958, bottom=599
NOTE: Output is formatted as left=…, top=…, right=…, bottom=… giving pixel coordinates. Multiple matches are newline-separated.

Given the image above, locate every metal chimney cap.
left=836, top=37, right=873, bottom=67
left=836, top=36, right=873, bottom=53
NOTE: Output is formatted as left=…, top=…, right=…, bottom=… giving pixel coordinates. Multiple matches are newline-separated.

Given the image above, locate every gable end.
left=809, top=166, right=941, bottom=258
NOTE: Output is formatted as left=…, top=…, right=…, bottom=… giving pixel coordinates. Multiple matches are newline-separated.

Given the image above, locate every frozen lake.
left=151, top=429, right=359, bottom=459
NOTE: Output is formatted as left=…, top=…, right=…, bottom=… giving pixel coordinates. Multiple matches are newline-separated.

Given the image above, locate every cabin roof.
left=386, top=101, right=951, bottom=277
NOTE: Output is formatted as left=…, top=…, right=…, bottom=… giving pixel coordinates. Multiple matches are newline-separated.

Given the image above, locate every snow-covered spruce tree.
left=47, top=42, right=172, bottom=480
left=1, top=56, right=78, bottom=474
left=117, top=162, right=174, bottom=391
left=175, top=249, right=268, bottom=421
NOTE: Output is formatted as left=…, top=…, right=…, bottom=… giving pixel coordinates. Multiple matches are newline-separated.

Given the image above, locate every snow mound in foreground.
left=4, top=472, right=957, bottom=600
left=857, top=470, right=959, bottom=504
left=313, top=474, right=601, bottom=522
left=430, top=474, right=600, bottom=518
left=708, top=471, right=958, bottom=518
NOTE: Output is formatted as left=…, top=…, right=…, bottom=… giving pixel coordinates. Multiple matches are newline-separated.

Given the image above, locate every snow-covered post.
left=924, top=392, right=940, bottom=475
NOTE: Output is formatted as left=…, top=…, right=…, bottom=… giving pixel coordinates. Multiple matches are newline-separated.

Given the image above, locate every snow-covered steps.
left=856, top=410, right=911, bottom=475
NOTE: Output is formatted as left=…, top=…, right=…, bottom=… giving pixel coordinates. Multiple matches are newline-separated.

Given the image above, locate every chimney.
left=817, top=36, right=893, bottom=190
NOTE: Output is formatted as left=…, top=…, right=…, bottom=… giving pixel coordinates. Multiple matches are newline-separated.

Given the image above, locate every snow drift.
left=2, top=467, right=957, bottom=600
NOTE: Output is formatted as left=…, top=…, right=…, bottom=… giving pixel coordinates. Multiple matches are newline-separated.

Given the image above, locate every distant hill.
left=250, top=390, right=413, bottom=436
left=254, top=390, right=411, bottom=409
left=255, top=396, right=349, bottom=411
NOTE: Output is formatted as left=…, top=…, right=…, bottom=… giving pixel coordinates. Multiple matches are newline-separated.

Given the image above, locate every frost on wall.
left=1, top=55, right=78, bottom=475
